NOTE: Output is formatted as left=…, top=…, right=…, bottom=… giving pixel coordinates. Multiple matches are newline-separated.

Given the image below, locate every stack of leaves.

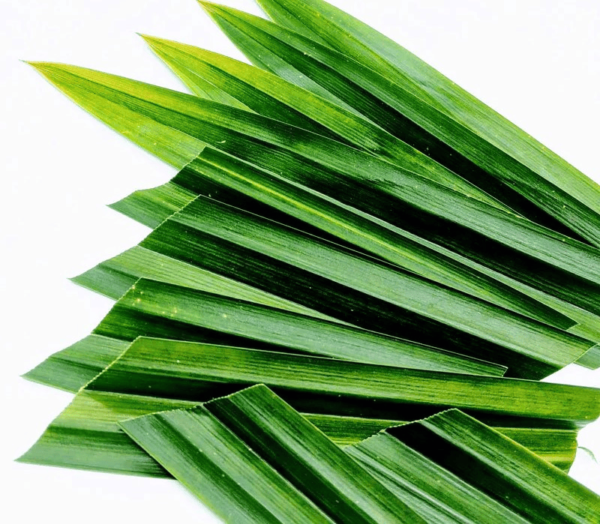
left=20, top=0, right=600, bottom=521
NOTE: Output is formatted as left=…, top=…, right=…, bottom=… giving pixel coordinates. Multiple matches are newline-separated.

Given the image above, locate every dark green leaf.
left=121, top=385, right=425, bottom=523
left=256, top=0, right=600, bottom=248
left=29, top=62, right=600, bottom=319
left=348, top=409, right=600, bottom=523
left=88, top=336, right=600, bottom=428
left=139, top=199, right=596, bottom=377
left=18, top=385, right=578, bottom=477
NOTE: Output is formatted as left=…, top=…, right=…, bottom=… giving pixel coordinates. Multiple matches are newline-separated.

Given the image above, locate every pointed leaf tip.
left=198, top=1, right=223, bottom=16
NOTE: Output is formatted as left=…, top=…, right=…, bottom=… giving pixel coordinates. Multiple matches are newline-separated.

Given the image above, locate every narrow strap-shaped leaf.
left=121, top=385, right=425, bottom=523
left=95, top=149, right=576, bottom=331
left=18, top=387, right=578, bottom=477
left=110, top=154, right=600, bottom=364
left=29, top=62, right=494, bottom=204
left=153, top=149, right=577, bottom=330
left=147, top=282, right=503, bottom=373
left=143, top=34, right=522, bottom=216
left=27, top=273, right=507, bottom=393
left=145, top=34, right=346, bottom=142
left=349, top=409, right=600, bottom=523
left=191, top=6, right=590, bottom=240
left=29, top=62, right=600, bottom=316
left=71, top=245, right=337, bottom=322
left=96, top=279, right=505, bottom=376
left=140, top=198, right=597, bottom=377
left=162, top=53, right=252, bottom=111
left=256, top=0, right=600, bottom=246
left=22, top=335, right=129, bottom=392
left=88, top=336, right=600, bottom=427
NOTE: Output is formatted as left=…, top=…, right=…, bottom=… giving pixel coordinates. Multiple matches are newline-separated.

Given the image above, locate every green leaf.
left=27, top=274, right=507, bottom=393
left=29, top=62, right=600, bottom=318
left=88, top=336, right=600, bottom=428
left=28, top=61, right=494, bottom=204
left=17, top=390, right=194, bottom=477
left=255, top=0, right=600, bottom=247
left=152, top=150, right=580, bottom=328
left=180, top=8, right=587, bottom=241
left=144, top=34, right=347, bottom=142
left=138, top=199, right=596, bottom=377
left=71, top=245, right=336, bottom=322
left=348, top=409, right=600, bottom=523
left=114, top=282, right=503, bottom=375
left=18, top=383, right=578, bottom=477
left=144, top=33, right=527, bottom=214
left=120, top=387, right=598, bottom=523
left=121, top=384, right=425, bottom=523
left=22, top=335, right=129, bottom=392
left=109, top=151, right=600, bottom=367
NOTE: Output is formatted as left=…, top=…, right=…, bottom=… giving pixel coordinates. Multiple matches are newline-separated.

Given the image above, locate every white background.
left=1, top=0, right=600, bottom=522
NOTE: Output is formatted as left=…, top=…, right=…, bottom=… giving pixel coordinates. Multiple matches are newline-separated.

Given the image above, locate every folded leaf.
left=109, top=152, right=600, bottom=367
left=256, top=0, right=600, bottom=248
left=121, top=384, right=425, bottom=523
left=29, top=62, right=600, bottom=317
left=139, top=199, right=596, bottom=377
left=18, top=391, right=194, bottom=477
left=347, top=409, right=600, bottom=523
left=179, top=9, right=589, bottom=241
left=120, top=386, right=597, bottom=523
left=18, top=385, right=578, bottom=477
left=22, top=335, right=129, bottom=392
left=88, top=336, right=600, bottom=427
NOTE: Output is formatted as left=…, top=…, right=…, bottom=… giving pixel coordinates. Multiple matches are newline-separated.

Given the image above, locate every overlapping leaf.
left=20, top=2, right=600, bottom=520
left=27, top=276, right=507, bottom=393
left=139, top=199, right=597, bottom=377
left=106, top=148, right=576, bottom=331
left=256, top=0, right=600, bottom=248
left=87, top=336, right=600, bottom=427
left=152, top=13, right=583, bottom=241
left=29, top=61, right=600, bottom=319
left=19, top=388, right=578, bottom=476
left=118, top=385, right=600, bottom=523
left=121, top=384, right=424, bottom=524
left=106, top=150, right=600, bottom=367
left=348, top=408, right=600, bottom=523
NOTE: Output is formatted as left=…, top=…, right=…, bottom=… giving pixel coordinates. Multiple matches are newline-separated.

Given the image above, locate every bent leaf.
left=256, top=0, right=600, bottom=248
left=121, top=385, right=424, bottom=524
left=22, top=335, right=129, bottom=393
left=139, top=199, right=596, bottom=377
left=18, top=385, right=578, bottom=477
left=348, top=409, right=600, bottom=523
left=120, top=386, right=597, bottom=523
left=88, top=336, right=600, bottom=427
